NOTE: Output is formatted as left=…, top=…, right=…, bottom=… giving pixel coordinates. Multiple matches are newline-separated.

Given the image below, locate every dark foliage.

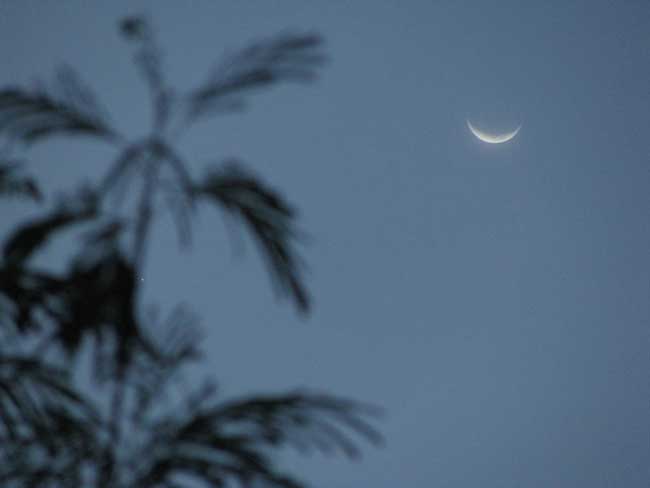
left=185, top=31, right=325, bottom=127
left=0, top=66, right=119, bottom=146
left=197, top=161, right=310, bottom=313
left=0, top=15, right=381, bottom=488
left=0, top=160, right=41, bottom=202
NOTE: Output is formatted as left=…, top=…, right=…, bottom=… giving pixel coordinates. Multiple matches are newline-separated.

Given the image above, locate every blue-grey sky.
left=1, top=1, right=649, bottom=487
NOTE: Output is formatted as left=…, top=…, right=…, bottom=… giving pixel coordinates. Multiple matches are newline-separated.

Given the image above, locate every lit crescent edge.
left=466, top=120, right=521, bottom=144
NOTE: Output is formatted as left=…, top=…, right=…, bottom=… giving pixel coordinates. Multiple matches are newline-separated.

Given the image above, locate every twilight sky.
left=1, top=1, right=649, bottom=487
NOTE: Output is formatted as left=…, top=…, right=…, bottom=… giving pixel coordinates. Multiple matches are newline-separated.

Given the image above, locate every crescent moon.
left=467, top=120, right=521, bottom=144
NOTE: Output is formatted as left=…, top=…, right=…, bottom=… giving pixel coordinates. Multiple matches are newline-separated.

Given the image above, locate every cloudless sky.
left=1, top=1, right=649, bottom=487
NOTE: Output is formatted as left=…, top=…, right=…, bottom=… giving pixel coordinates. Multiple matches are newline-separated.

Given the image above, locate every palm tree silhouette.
left=0, top=15, right=382, bottom=487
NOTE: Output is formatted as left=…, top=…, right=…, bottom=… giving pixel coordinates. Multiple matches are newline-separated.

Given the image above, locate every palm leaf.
left=2, top=189, right=97, bottom=266
left=0, top=161, right=41, bottom=202
left=197, top=161, right=310, bottom=313
left=185, top=32, right=325, bottom=124
left=207, top=390, right=383, bottom=455
left=0, top=353, right=101, bottom=454
left=132, top=389, right=381, bottom=487
left=0, top=65, right=119, bottom=145
left=130, top=304, right=203, bottom=427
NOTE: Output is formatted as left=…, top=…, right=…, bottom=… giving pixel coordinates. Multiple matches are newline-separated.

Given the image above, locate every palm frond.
left=2, top=188, right=97, bottom=267
left=0, top=65, right=119, bottom=145
left=0, top=218, right=151, bottom=372
left=131, top=389, right=381, bottom=487
left=0, top=422, right=100, bottom=488
left=0, top=266, right=61, bottom=334
left=185, top=32, right=325, bottom=124
left=197, top=161, right=310, bottom=314
left=0, top=190, right=98, bottom=334
left=0, top=353, right=101, bottom=465
left=57, top=244, right=145, bottom=368
left=0, top=160, right=41, bottom=202
left=207, top=390, right=383, bottom=456
left=130, top=304, right=203, bottom=427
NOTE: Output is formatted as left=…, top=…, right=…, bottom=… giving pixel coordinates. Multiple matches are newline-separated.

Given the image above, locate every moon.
left=467, top=120, right=521, bottom=144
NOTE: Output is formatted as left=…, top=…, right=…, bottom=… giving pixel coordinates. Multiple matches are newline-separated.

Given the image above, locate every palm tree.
left=0, top=15, right=382, bottom=487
